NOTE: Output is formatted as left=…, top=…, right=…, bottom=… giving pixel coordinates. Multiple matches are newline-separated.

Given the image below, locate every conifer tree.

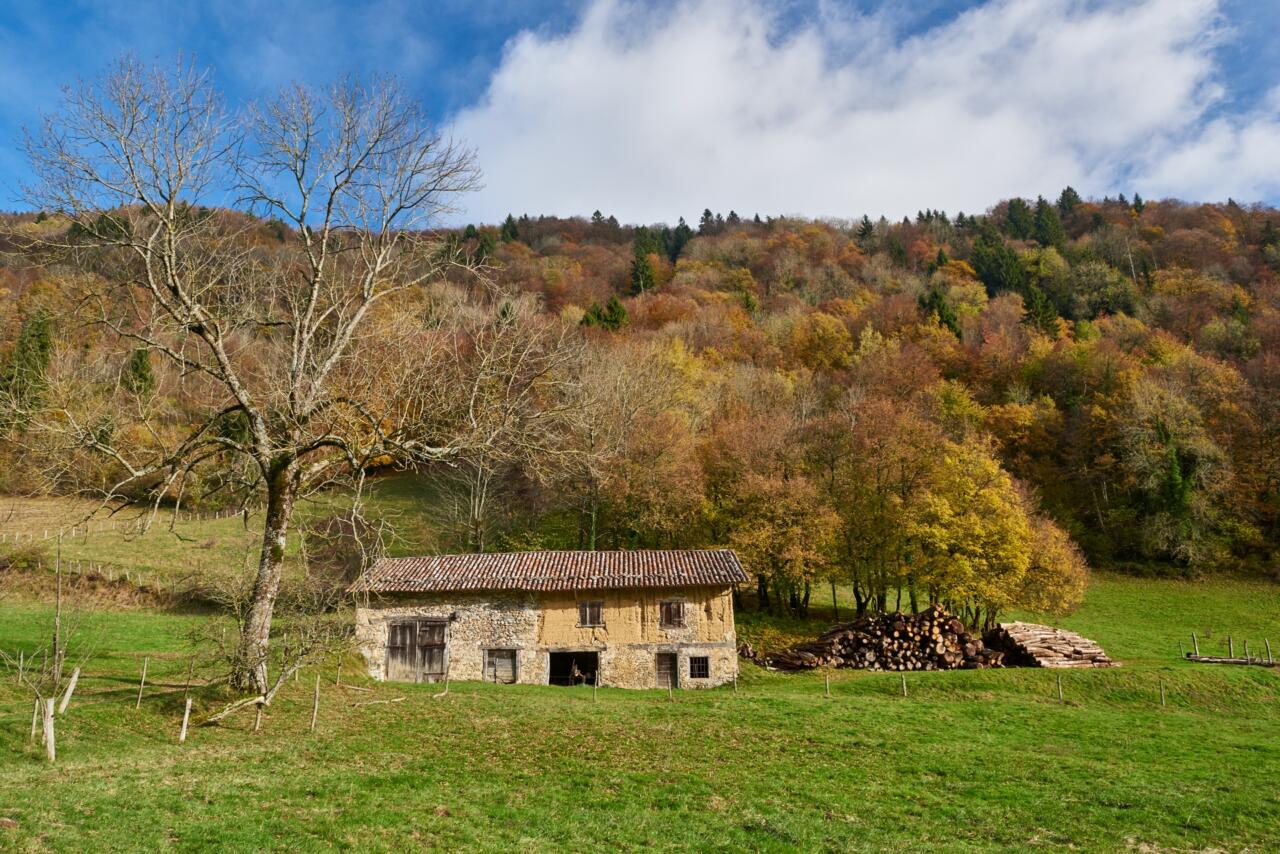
left=630, top=228, right=657, bottom=295
left=476, top=230, right=497, bottom=261
left=1022, top=286, right=1061, bottom=336
left=919, top=285, right=960, bottom=337
left=666, top=217, right=694, bottom=262
left=1056, top=186, right=1082, bottom=216
left=122, top=347, right=156, bottom=396
left=500, top=214, right=519, bottom=242
left=856, top=215, right=875, bottom=242
left=1033, top=196, right=1066, bottom=248
left=1, top=308, right=54, bottom=426
left=699, top=209, right=715, bottom=234
left=601, top=295, right=628, bottom=330
left=1133, top=193, right=1146, bottom=214
left=971, top=228, right=1028, bottom=295
left=1004, top=198, right=1034, bottom=239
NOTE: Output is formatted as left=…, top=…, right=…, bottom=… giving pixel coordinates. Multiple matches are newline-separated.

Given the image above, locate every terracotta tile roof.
left=349, top=549, right=748, bottom=594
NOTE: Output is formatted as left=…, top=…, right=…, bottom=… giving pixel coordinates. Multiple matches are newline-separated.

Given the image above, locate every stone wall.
left=354, top=592, right=543, bottom=683
left=354, top=585, right=739, bottom=689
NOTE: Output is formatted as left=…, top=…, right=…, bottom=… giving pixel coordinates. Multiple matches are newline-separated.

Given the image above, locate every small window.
left=578, top=600, right=604, bottom=627
left=689, top=656, right=710, bottom=679
left=660, top=600, right=685, bottom=628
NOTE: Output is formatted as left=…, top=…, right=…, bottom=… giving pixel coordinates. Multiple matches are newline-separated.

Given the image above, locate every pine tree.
left=601, top=295, right=628, bottom=330
left=476, top=230, right=497, bottom=261
left=1056, top=186, right=1082, bottom=216
left=726, top=210, right=741, bottom=225
left=666, top=217, right=694, bottom=262
left=591, top=210, right=605, bottom=225
left=1021, top=286, right=1061, bottom=336
left=1, top=309, right=54, bottom=424
left=856, top=215, right=875, bottom=241
left=1033, top=196, right=1066, bottom=248
left=630, top=228, right=657, bottom=295
left=463, top=223, right=479, bottom=240
left=581, top=296, right=630, bottom=331
left=971, top=228, right=1028, bottom=295
left=1133, top=193, right=1146, bottom=214
left=699, top=209, right=715, bottom=235
left=122, top=347, right=156, bottom=396
left=1004, top=198, right=1034, bottom=239
left=919, top=285, right=960, bottom=337
left=500, top=214, right=519, bottom=243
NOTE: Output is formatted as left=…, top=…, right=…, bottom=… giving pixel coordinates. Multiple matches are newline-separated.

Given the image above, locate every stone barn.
left=350, top=549, right=747, bottom=689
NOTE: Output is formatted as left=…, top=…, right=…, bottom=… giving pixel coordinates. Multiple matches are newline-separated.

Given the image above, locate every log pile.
left=759, top=605, right=1003, bottom=672
left=983, top=622, right=1114, bottom=668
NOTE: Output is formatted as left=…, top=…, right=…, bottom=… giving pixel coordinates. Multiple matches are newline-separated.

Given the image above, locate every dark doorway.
left=549, top=651, right=599, bottom=686
left=655, top=653, right=678, bottom=689
left=386, top=620, right=447, bottom=683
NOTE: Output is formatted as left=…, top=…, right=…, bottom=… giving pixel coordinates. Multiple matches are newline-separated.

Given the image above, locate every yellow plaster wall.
left=537, top=585, right=735, bottom=647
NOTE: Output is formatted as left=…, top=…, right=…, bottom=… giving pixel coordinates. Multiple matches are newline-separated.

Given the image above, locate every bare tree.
left=14, top=57, right=480, bottom=692
left=434, top=292, right=583, bottom=552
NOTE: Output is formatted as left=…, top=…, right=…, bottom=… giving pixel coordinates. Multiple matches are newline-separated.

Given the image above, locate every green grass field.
left=1, top=573, right=1278, bottom=852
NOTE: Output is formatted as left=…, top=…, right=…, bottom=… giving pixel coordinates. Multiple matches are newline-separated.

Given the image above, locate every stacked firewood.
left=759, top=605, right=1003, bottom=672
left=982, top=622, right=1113, bottom=668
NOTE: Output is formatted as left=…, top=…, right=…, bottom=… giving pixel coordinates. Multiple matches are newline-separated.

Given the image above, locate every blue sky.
left=1, top=0, right=1277, bottom=223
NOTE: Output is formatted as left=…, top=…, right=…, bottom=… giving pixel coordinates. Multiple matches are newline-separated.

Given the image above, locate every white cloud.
left=451, top=0, right=1280, bottom=223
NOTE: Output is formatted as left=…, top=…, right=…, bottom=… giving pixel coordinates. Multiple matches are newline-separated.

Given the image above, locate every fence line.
left=0, top=507, right=243, bottom=541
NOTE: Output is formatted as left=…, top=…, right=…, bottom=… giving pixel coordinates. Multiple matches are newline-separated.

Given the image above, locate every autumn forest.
left=4, top=180, right=1278, bottom=632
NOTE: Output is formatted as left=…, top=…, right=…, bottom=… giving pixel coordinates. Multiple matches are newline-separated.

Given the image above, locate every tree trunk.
left=800, top=581, right=811, bottom=618
left=907, top=576, right=919, bottom=614
left=233, top=458, right=299, bottom=693
left=757, top=574, right=770, bottom=612
left=830, top=579, right=840, bottom=621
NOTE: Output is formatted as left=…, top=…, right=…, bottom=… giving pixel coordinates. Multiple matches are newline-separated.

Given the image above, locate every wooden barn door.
left=417, top=621, right=447, bottom=683
left=386, top=620, right=448, bottom=683
left=655, top=653, right=678, bottom=689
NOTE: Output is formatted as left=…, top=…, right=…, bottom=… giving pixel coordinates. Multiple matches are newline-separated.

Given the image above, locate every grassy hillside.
left=1, top=574, right=1278, bottom=851
left=0, top=474, right=451, bottom=588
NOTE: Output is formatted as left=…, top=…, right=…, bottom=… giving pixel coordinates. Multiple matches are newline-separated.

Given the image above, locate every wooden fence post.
left=1228, top=636, right=1234, bottom=658
left=136, top=656, right=149, bottom=709
left=310, top=674, right=320, bottom=733
left=1056, top=673, right=1064, bottom=703
left=253, top=701, right=264, bottom=733
left=30, top=697, right=39, bottom=742
left=1266, top=639, right=1273, bottom=665
left=1192, top=632, right=1200, bottom=656
left=43, top=699, right=55, bottom=763
left=1159, top=680, right=1166, bottom=707
left=58, top=667, right=80, bottom=714
left=179, top=698, right=192, bottom=743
